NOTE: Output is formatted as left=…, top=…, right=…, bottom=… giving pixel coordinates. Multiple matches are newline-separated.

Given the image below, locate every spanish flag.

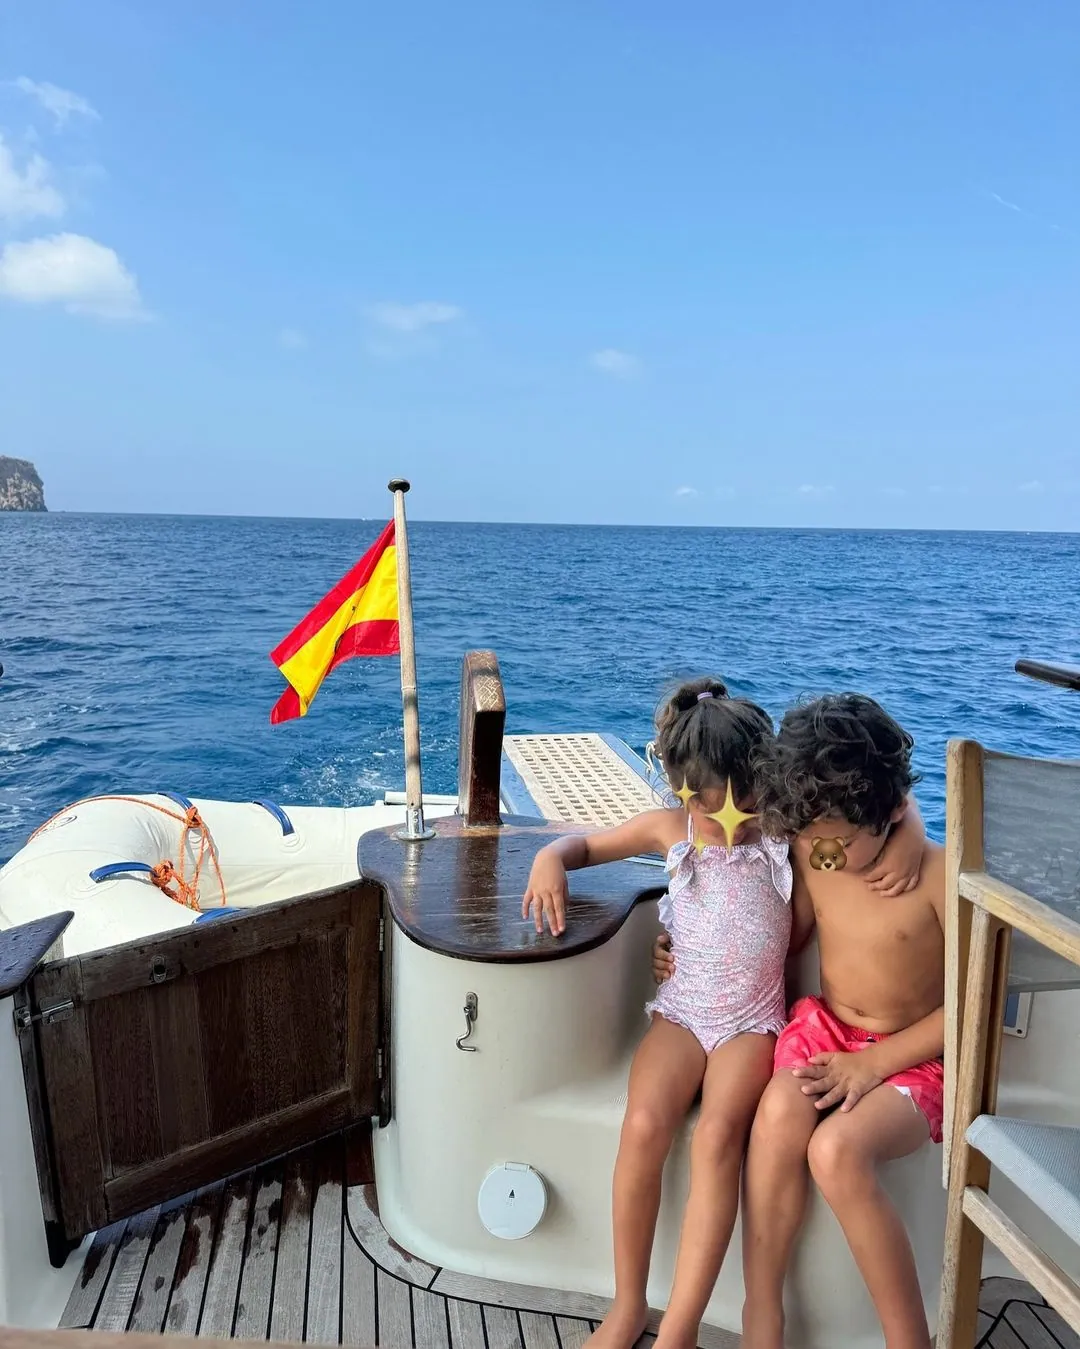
left=270, top=520, right=399, bottom=724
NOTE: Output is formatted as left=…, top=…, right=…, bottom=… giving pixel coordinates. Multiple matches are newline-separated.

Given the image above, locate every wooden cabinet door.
left=20, top=880, right=383, bottom=1247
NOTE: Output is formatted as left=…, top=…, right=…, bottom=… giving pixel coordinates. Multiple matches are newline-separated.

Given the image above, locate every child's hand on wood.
left=522, top=850, right=570, bottom=936
left=652, top=933, right=675, bottom=984
left=790, top=1050, right=884, bottom=1112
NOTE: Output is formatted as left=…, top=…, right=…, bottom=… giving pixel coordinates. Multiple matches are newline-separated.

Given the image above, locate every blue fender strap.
left=251, top=799, right=295, bottom=836
left=157, top=792, right=195, bottom=811
left=89, top=861, right=154, bottom=883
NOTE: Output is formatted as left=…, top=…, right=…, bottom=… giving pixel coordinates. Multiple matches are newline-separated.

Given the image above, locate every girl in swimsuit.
left=523, top=676, right=813, bottom=1349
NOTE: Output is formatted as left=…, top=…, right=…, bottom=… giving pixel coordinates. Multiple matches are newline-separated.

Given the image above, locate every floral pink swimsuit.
left=645, top=823, right=793, bottom=1053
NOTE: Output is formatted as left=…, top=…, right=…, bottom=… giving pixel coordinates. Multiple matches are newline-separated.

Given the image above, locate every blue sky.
left=1, top=1, right=1078, bottom=528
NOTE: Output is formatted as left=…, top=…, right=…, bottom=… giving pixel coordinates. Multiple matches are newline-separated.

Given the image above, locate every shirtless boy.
left=655, top=693, right=944, bottom=1349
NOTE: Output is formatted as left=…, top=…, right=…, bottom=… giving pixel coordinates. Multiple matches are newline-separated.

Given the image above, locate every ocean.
left=1, top=513, right=1077, bottom=864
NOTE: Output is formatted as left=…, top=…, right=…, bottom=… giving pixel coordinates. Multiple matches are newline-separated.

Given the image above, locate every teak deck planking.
left=52, top=1129, right=1072, bottom=1349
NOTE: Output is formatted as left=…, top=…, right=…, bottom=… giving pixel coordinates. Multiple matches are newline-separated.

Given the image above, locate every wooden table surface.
left=359, top=815, right=666, bottom=963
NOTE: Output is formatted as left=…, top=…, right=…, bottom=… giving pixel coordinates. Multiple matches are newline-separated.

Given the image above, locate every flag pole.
left=389, top=478, right=435, bottom=842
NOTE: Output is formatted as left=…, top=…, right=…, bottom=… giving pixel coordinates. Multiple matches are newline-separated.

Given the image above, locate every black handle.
left=388, top=479, right=411, bottom=494
left=1015, top=659, right=1080, bottom=692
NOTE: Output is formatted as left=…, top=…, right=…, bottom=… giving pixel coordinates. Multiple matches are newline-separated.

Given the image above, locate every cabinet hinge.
left=376, top=1047, right=384, bottom=1079
left=378, top=916, right=385, bottom=953
left=14, top=999, right=75, bottom=1031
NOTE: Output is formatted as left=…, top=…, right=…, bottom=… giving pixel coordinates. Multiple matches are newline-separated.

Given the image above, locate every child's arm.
left=865, top=793, right=926, bottom=896
left=782, top=869, right=817, bottom=1009
left=522, top=809, right=674, bottom=937
left=782, top=868, right=814, bottom=1009
left=789, top=868, right=816, bottom=954
left=859, top=1006, right=943, bottom=1080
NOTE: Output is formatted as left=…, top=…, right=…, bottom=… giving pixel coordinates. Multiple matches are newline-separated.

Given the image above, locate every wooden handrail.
left=457, top=650, right=506, bottom=828
left=958, top=871, right=1080, bottom=971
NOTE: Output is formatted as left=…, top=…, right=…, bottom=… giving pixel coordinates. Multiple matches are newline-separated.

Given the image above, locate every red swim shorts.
left=774, top=995, right=944, bottom=1144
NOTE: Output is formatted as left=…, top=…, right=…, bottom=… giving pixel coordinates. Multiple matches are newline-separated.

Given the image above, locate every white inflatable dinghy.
left=0, top=791, right=456, bottom=958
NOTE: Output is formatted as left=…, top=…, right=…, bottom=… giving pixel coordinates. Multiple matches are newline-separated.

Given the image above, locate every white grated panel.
left=504, top=733, right=657, bottom=828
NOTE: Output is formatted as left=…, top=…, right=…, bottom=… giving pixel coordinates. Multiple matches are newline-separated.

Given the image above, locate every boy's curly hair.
left=654, top=675, right=774, bottom=802
left=755, top=693, right=918, bottom=837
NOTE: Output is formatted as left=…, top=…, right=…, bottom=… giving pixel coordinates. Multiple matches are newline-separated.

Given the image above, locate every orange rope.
left=28, top=795, right=227, bottom=913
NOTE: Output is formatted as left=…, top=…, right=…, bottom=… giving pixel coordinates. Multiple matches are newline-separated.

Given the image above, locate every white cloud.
left=0, top=132, right=64, bottom=222
left=674, top=485, right=698, bottom=498
left=278, top=326, right=308, bottom=350
left=796, top=483, right=835, bottom=498
left=974, top=184, right=1074, bottom=240
left=367, top=301, right=462, bottom=333
left=1019, top=479, right=1044, bottom=494
left=12, top=78, right=99, bottom=129
left=881, top=486, right=908, bottom=498
left=0, top=233, right=145, bottom=320
left=986, top=189, right=1024, bottom=216
left=590, top=348, right=641, bottom=379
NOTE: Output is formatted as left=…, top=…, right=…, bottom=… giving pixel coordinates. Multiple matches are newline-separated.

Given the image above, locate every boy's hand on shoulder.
left=866, top=796, right=926, bottom=896
left=791, top=1050, right=883, bottom=1112
left=865, top=862, right=919, bottom=897
left=652, top=933, right=675, bottom=984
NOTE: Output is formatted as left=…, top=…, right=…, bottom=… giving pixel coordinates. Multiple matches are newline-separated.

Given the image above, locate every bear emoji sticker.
left=809, top=837, right=847, bottom=871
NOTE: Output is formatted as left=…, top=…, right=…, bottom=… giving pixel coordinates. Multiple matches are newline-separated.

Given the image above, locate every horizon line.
left=8, top=509, right=1080, bottom=537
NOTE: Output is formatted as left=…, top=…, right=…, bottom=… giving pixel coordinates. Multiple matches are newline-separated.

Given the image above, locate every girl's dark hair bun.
left=666, top=676, right=729, bottom=716
left=653, top=675, right=771, bottom=800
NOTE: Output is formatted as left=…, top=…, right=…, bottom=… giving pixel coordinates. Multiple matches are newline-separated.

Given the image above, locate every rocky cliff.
left=0, top=457, right=47, bottom=511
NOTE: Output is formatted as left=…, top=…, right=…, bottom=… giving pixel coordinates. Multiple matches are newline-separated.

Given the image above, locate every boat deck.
left=501, top=734, right=656, bottom=828
left=58, top=1130, right=1076, bottom=1349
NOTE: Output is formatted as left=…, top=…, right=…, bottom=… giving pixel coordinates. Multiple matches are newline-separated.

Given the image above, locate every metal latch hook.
left=456, top=992, right=478, bottom=1052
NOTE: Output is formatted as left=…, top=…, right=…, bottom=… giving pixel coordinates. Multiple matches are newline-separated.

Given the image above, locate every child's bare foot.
left=741, top=1300, right=785, bottom=1349
left=585, top=1299, right=649, bottom=1349
left=652, top=1322, right=699, bottom=1349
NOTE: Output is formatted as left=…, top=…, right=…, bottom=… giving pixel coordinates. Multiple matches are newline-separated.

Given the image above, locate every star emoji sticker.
left=673, top=779, right=697, bottom=809
left=704, top=778, right=758, bottom=850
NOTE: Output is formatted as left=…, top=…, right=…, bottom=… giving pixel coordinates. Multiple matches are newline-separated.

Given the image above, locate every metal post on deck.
left=389, top=478, right=435, bottom=842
